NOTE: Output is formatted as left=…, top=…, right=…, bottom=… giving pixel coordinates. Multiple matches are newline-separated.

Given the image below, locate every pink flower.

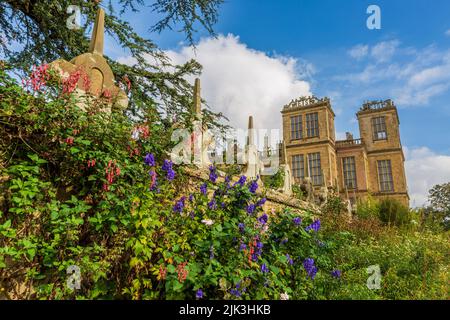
left=25, top=64, right=50, bottom=92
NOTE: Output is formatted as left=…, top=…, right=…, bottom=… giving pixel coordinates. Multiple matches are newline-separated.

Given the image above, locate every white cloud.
left=404, top=147, right=450, bottom=207
left=335, top=42, right=450, bottom=106
left=370, top=40, right=399, bottom=63
left=347, top=40, right=400, bottom=63
left=445, top=29, right=450, bottom=36
left=164, top=34, right=312, bottom=131
left=348, top=44, right=369, bottom=60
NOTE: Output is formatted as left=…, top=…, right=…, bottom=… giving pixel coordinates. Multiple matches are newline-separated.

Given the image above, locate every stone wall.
left=183, top=167, right=319, bottom=214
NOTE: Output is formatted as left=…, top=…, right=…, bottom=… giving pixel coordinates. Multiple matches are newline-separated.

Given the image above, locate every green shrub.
left=322, top=195, right=347, bottom=215
left=355, top=196, right=379, bottom=220
left=378, top=198, right=411, bottom=227
left=0, top=67, right=340, bottom=300
left=261, top=167, right=284, bottom=190
left=292, top=184, right=304, bottom=201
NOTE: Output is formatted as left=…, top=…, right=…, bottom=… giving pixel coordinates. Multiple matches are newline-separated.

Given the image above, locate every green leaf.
left=172, top=281, right=183, bottom=292
left=70, top=147, right=80, bottom=154
left=0, top=220, right=11, bottom=229
left=270, top=265, right=280, bottom=275
left=167, top=264, right=176, bottom=273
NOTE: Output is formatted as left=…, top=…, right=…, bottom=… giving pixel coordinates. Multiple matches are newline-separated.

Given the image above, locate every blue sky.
left=108, top=0, right=450, bottom=206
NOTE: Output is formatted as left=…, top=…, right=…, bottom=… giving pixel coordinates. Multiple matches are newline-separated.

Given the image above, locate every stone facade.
left=281, top=97, right=409, bottom=207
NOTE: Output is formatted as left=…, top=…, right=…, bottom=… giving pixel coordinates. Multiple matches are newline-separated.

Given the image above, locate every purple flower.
left=238, top=223, right=245, bottom=233
left=234, top=175, right=247, bottom=187
left=281, top=238, right=288, bottom=245
left=251, top=241, right=263, bottom=261
left=230, top=288, right=242, bottom=297
left=196, top=289, right=203, bottom=299
left=221, top=202, right=226, bottom=208
left=173, top=196, right=186, bottom=213
left=144, top=153, right=155, bottom=166
left=261, top=263, right=269, bottom=273
left=189, top=211, right=195, bottom=219
left=293, top=217, right=302, bottom=226
left=331, top=270, right=342, bottom=279
left=209, top=165, right=218, bottom=183
left=167, top=169, right=175, bottom=181
left=208, top=199, right=217, bottom=210
left=200, top=183, right=207, bottom=195
left=248, top=180, right=258, bottom=193
left=189, top=194, right=194, bottom=202
left=256, top=198, right=267, bottom=207
left=286, top=254, right=293, bottom=265
left=306, top=219, right=321, bottom=232
left=258, top=213, right=268, bottom=225
left=239, top=243, right=247, bottom=251
left=247, top=204, right=256, bottom=214
left=162, top=160, right=175, bottom=181
left=303, top=258, right=318, bottom=280
left=162, top=159, right=171, bottom=171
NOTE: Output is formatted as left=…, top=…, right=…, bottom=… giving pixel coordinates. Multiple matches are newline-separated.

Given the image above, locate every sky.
left=92, top=1, right=450, bottom=206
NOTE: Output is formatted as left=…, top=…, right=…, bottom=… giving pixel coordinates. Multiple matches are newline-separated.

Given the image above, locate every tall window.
left=342, top=157, right=357, bottom=189
left=306, top=112, right=319, bottom=137
left=377, top=160, right=394, bottom=192
left=290, top=115, right=302, bottom=140
left=291, top=155, right=305, bottom=180
left=372, top=116, right=387, bottom=140
left=308, top=152, right=323, bottom=185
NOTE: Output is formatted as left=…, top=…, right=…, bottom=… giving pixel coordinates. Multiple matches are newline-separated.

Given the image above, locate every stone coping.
left=182, top=166, right=319, bottom=213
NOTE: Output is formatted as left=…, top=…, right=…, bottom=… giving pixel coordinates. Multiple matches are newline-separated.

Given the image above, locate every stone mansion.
left=280, top=96, right=409, bottom=207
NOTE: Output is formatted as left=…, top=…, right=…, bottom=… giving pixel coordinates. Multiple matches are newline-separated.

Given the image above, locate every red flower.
left=25, top=64, right=50, bottom=92
left=150, top=171, right=157, bottom=190
left=123, top=75, right=131, bottom=91
left=159, top=265, right=167, bottom=280
left=65, top=137, right=74, bottom=145
left=87, top=159, right=96, bottom=168
left=102, top=89, right=112, bottom=98
left=104, top=160, right=120, bottom=188
left=177, top=262, right=189, bottom=283
left=62, top=69, right=82, bottom=94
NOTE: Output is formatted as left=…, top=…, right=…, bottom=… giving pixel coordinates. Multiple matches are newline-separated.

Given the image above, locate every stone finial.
left=48, top=8, right=128, bottom=112
left=263, top=135, right=269, bottom=157
left=247, top=116, right=254, bottom=146
left=248, top=115, right=254, bottom=130
left=193, top=78, right=201, bottom=115
left=89, top=8, right=105, bottom=56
